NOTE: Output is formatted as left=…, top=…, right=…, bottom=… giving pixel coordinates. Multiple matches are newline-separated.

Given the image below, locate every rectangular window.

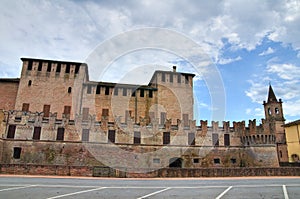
left=22, top=103, right=29, bottom=112
left=134, top=131, right=141, bottom=144
left=162, top=73, right=165, bottom=82
left=153, top=158, right=160, bottom=163
left=63, top=106, right=71, bottom=118
left=13, top=147, right=22, bottom=159
left=170, top=74, right=173, bottom=82
left=27, top=61, right=33, bottom=70
left=82, top=108, right=89, bottom=121
left=231, top=158, right=237, bottom=164
left=193, top=158, right=199, bottom=163
left=149, top=90, right=153, bottom=98
left=7, top=125, right=16, bottom=139
left=160, top=112, right=166, bottom=125
left=163, top=132, right=170, bottom=145
left=212, top=133, right=219, bottom=147
left=96, top=85, right=101, bottom=94
left=188, top=133, right=195, bottom=145
left=140, top=89, right=144, bottom=97
left=43, top=104, right=50, bottom=117
left=185, top=75, right=189, bottom=84
left=82, top=129, right=89, bottom=142
left=114, top=88, right=118, bottom=96
left=214, top=158, right=220, bottom=164
left=105, top=86, right=110, bottom=95
left=33, top=127, right=41, bottom=140
left=87, top=85, right=92, bottom=94
left=56, top=128, right=65, bottom=141
left=38, top=62, right=43, bottom=71
left=224, top=134, right=230, bottom=147
left=122, top=88, right=127, bottom=96
left=183, top=114, right=189, bottom=127
left=177, top=74, right=181, bottom=83
left=47, top=62, right=52, bottom=72
left=65, top=64, right=70, bottom=73
left=56, top=63, right=61, bottom=73
left=102, top=109, right=109, bottom=117
left=131, top=89, right=136, bottom=97
left=108, top=130, right=115, bottom=143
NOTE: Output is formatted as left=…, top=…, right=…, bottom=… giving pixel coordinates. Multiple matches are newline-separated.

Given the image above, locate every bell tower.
left=263, top=84, right=288, bottom=164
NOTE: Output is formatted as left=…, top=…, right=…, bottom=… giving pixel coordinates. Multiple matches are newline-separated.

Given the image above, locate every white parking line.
left=215, top=186, right=233, bottom=199
left=46, top=187, right=107, bottom=199
left=137, top=187, right=171, bottom=199
left=0, top=185, right=37, bottom=192
left=283, top=185, right=289, bottom=199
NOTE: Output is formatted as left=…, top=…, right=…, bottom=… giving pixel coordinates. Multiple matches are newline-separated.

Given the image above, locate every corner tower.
left=263, top=85, right=288, bottom=164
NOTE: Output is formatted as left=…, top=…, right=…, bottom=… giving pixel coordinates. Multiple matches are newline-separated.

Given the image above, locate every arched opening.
left=292, top=154, right=299, bottom=162
left=169, top=157, right=183, bottom=168
left=28, top=80, right=32, bottom=86
left=68, top=87, right=72, bottom=93
left=275, top=107, right=279, bottom=114
left=268, top=107, right=271, bottom=115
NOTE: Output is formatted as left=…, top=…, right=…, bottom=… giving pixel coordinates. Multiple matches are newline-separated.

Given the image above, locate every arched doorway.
left=169, top=157, right=183, bottom=168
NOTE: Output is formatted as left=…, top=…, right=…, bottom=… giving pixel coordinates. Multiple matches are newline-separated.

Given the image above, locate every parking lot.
left=0, top=175, right=299, bottom=198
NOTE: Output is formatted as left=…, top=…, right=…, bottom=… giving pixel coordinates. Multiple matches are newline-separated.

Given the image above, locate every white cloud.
left=218, top=56, right=242, bottom=65
left=259, top=47, right=275, bottom=56
left=267, top=63, right=300, bottom=81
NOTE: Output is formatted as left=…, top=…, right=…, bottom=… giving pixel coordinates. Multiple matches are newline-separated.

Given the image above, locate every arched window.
left=275, top=107, right=279, bottom=114
left=292, top=154, right=299, bottom=162
left=68, top=87, right=72, bottom=93
left=28, top=80, right=32, bottom=86
left=268, top=107, right=271, bottom=115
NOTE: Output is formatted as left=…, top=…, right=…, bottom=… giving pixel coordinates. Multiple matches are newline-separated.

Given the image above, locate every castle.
left=0, top=58, right=289, bottom=172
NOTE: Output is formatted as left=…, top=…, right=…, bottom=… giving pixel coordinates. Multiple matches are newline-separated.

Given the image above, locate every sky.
left=0, top=0, right=300, bottom=125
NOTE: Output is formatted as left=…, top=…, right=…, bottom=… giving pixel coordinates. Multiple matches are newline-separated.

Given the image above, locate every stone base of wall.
left=1, top=164, right=300, bottom=178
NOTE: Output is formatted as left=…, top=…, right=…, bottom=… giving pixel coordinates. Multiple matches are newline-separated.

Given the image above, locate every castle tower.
left=263, top=85, right=288, bottom=163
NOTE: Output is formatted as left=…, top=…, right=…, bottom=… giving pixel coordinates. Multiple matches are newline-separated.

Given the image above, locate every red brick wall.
left=0, top=81, right=19, bottom=110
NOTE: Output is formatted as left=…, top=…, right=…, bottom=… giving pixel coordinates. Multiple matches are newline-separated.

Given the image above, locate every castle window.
left=56, top=128, right=65, bottom=141
left=27, top=61, right=33, bottom=70
left=65, top=64, right=70, bottom=73
left=87, top=85, right=92, bottom=94
left=268, top=107, right=271, bottom=115
left=170, top=74, right=173, bottom=83
left=188, top=133, right=195, bottom=145
left=82, top=129, right=90, bottom=142
left=47, top=62, right=52, bottom=72
left=102, top=109, right=109, bottom=117
left=163, top=132, right=170, bottom=145
left=28, top=80, right=32, bottom=86
left=193, top=158, right=199, bottom=163
left=33, top=127, right=41, bottom=140
left=22, top=103, right=29, bottom=112
left=56, top=63, right=61, bottom=73
left=149, top=90, right=153, bottom=98
left=214, top=158, right=220, bottom=164
left=38, top=62, right=42, bottom=71
left=140, top=89, right=144, bottom=97
left=96, top=85, right=101, bottom=94
left=134, top=131, right=141, bottom=144
left=75, top=64, right=80, bottom=74
left=122, top=88, right=127, bottom=96
left=68, top=87, right=72, bottom=93
left=108, top=130, right=115, bottom=143
left=177, top=74, right=181, bottom=83
left=63, top=106, right=71, bottom=118
left=212, top=133, right=219, bottom=147
left=131, top=89, right=136, bottom=97
left=105, top=86, right=110, bottom=95
left=224, top=134, right=230, bottom=147
left=82, top=108, right=89, bottom=121
left=114, top=88, right=118, bottom=96
left=13, top=147, right=22, bottom=159
left=275, top=108, right=279, bottom=114
left=153, top=158, right=160, bottom=164
left=43, top=105, right=50, bottom=117
left=7, top=125, right=16, bottom=139
left=230, top=158, right=237, bottom=164
left=162, top=73, right=165, bottom=82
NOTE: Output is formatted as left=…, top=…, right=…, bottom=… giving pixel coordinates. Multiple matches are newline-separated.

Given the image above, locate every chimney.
left=173, top=66, right=176, bottom=72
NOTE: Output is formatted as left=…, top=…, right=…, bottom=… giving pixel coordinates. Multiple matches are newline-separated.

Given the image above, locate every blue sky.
left=0, top=0, right=300, bottom=125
